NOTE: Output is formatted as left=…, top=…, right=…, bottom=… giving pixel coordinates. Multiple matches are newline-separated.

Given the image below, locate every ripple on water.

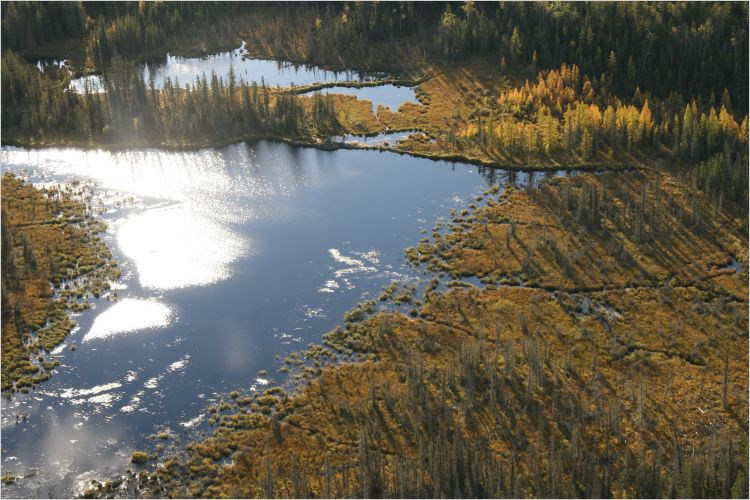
left=329, top=248, right=378, bottom=277
left=318, top=280, right=339, bottom=293
left=179, top=414, right=205, bottom=429
left=59, top=382, right=123, bottom=399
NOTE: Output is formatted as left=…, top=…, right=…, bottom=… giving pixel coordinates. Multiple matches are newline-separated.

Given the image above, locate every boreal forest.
left=0, top=2, right=747, bottom=499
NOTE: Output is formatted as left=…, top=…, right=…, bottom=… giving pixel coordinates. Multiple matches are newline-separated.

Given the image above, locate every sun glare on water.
left=84, top=299, right=173, bottom=342
left=118, top=205, right=247, bottom=290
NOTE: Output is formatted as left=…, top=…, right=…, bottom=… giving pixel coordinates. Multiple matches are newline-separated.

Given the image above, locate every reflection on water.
left=35, top=59, right=68, bottom=73
left=84, top=299, right=172, bottom=342
left=0, top=141, right=569, bottom=497
left=2, top=147, right=254, bottom=290
left=2, top=147, right=273, bottom=212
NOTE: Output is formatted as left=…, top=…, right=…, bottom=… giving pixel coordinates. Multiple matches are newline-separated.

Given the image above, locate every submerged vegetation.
left=1, top=1, right=748, bottom=498
left=1, top=174, right=118, bottom=392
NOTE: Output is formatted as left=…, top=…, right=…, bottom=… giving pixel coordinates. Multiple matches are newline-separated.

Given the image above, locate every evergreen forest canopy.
left=2, top=1, right=748, bottom=107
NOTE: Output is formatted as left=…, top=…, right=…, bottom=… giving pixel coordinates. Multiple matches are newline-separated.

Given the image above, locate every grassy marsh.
left=1, top=174, right=119, bottom=392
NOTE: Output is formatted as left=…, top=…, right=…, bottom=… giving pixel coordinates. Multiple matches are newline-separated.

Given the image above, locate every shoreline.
left=1, top=137, right=634, bottom=173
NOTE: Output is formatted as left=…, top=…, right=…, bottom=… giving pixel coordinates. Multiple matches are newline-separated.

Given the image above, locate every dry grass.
left=408, top=170, right=747, bottom=293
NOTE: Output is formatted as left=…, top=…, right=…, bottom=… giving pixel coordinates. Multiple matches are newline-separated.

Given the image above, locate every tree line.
left=85, top=1, right=254, bottom=68
left=480, top=63, right=747, bottom=162
left=1, top=1, right=86, bottom=52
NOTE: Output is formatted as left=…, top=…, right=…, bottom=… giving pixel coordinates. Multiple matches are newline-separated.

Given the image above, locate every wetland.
left=1, top=2, right=748, bottom=499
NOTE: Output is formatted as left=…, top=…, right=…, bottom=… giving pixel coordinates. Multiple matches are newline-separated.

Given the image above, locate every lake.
left=0, top=141, right=562, bottom=497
